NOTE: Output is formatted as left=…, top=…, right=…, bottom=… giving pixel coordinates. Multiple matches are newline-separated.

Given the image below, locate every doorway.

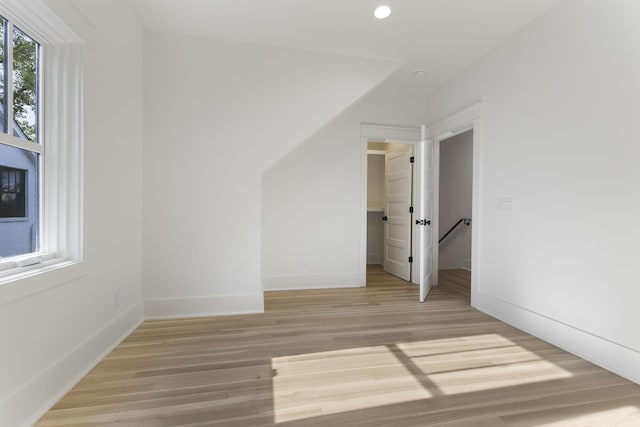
left=359, top=124, right=421, bottom=288
left=427, top=101, right=483, bottom=307
left=435, top=130, right=473, bottom=304
left=366, top=141, right=415, bottom=282
left=359, top=105, right=482, bottom=302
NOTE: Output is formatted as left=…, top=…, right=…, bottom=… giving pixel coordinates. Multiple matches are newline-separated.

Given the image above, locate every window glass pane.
left=0, top=18, right=6, bottom=134
left=12, top=26, right=38, bottom=142
left=0, top=143, right=38, bottom=257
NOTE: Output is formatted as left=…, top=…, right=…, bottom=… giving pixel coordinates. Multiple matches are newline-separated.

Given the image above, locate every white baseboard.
left=1, top=302, right=144, bottom=427
left=144, top=293, right=264, bottom=320
left=475, top=292, right=640, bottom=385
left=263, top=272, right=361, bottom=291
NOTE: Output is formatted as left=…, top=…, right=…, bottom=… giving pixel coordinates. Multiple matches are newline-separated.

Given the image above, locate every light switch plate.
left=500, top=197, right=514, bottom=211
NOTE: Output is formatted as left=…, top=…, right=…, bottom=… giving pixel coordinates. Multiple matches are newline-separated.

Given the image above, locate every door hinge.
left=408, top=256, right=413, bottom=263
left=382, top=216, right=388, bottom=221
left=409, top=156, right=415, bottom=163
left=409, top=206, right=414, bottom=213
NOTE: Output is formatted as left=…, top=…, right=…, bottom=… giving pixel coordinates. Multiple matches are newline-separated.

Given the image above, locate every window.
left=12, top=26, right=39, bottom=142
left=0, top=0, right=83, bottom=286
left=0, top=166, right=26, bottom=217
left=0, top=16, right=41, bottom=259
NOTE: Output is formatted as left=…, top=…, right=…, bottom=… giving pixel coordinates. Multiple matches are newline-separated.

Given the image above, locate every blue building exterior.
left=0, top=123, right=38, bottom=258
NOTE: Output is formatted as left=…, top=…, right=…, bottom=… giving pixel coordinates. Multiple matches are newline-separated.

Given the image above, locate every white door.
left=384, top=145, right=413, bottom=281
left=418, top=126, right=434, bottom=302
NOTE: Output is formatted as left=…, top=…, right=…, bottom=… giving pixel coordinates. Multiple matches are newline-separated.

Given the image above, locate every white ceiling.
left=131, top=0, right=561, bottom=94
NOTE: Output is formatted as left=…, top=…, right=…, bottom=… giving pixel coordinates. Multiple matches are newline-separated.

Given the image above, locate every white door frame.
left=427, top=102, right=483, bottom=307
left=359, top=124, right=421, bottom=286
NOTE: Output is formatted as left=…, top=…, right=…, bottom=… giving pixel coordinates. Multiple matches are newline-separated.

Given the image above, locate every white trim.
left=6, top=20, right=14, bottom=136
left=360, top=137, right=368, bottom=286
left=0, top=42, right=84, bottom=297
left=416, top=129, right=430, bottom=301
left=360, top=124, right=421, bottom=287
left=432, top=136, right=440, bottom=291
left=0, top=0, right=84, bottom=288
left=44, top=43, right=85, bottom=262
left=0, top=251, right=55, bottom=273
left=144, top=294, right=265, bottom=320
left=475, top=292, right=640, bottom=385
left=263, top=272, right=360, bottom=291
left=361, top=124, right=421, bottom=142
left=0, top=302, right=143, bottom=427
left=0, top=0, right=82, bottom=44
left=427, top=102, right=483, bottom=307
left=428, top=102, right=482, bottom=139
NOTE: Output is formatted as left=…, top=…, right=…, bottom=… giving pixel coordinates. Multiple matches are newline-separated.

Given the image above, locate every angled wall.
left=143, top=32, right=401, bottom=317
left=262, top=80, right=426, bottom=290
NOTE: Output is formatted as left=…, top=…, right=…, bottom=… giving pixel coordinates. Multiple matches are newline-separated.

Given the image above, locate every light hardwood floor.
left=438, top=269, right=471, bottom=304
left=36, top=265, right=640, bottom=426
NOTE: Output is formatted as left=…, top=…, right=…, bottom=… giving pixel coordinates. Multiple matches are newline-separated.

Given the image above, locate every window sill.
left=0, top=252, right=57, bottom=272
left=0, top=257, right=87, bottom=307
left=0, top=217, right=29, bottom=223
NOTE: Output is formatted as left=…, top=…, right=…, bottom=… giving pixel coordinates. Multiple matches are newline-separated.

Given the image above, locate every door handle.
left=415, top=219, right=431, bottom=226
left=382, top=216, right=388, bottom=221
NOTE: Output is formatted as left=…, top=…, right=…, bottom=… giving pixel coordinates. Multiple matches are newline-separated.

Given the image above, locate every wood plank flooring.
left=35, top=266, right=640, bottom=426
left=438, top=269, right=471, bottom=304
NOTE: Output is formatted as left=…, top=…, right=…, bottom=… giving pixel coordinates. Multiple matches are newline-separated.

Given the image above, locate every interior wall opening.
left=435, top=129, right=473, bottom=304
left=366, top=141, right=417, bottom=285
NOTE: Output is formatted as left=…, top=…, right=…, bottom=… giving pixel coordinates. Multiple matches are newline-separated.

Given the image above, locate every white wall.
left=367, top=154, right=385, bottom=209
left=438, top=130, right=472, bottom=270
left=425, top=0, right=640, bottom=384
left=367, top=153, right=385, bottom=265
left=143, top=31, right=401, bottom=316
left=0, top=1, right=144, bottom=426
left=262, top=80, right=425, bottom=290
left=366, top=211, right=384, bottom=265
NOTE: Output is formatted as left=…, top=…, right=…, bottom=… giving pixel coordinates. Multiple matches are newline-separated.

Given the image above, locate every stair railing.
left=439, top=218, right=471, bottom=244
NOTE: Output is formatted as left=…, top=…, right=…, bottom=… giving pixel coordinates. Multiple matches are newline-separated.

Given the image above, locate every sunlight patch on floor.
left=397, top=334, right=573, bottom=395
left=272, top=334, right=574, bottom=423
left=271, top=345, right=431, bottom=423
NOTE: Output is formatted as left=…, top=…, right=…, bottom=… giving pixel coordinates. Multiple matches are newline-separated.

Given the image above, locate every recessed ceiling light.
left=374, top=5, right=391, bottom=19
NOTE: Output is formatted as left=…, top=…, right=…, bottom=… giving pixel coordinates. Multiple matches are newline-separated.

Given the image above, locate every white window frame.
left=0, top=16, right=46, bottom=269
left=0, top=0, right=84, bottom=302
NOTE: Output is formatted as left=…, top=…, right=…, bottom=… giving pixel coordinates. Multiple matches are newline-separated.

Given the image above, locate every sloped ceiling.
left=131, top=0, right=560, bottom=94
